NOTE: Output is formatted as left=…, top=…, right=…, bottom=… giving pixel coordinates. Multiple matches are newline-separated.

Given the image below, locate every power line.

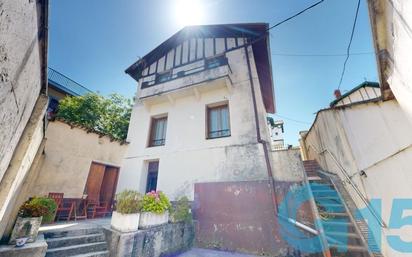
left=267, top=0, right=325, bottom=31
left=337, top=0, right=361, bottom=89
left=272, top=51, right=374, bottom=57
left=249, top=0, right=325, bottom=46
left=274, top=114, right=312, bottom=125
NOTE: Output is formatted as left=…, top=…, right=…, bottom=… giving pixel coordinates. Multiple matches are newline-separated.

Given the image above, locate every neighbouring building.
left=267, top=117, right=285, bottom=149
left=367, top=0, right=412, bottom=124
left=46, top=67, right=93, bottom=118
left=301, top=81, right=412, bottom=257
left=0, top=0, right=49, bottom=240
left=119, top=23, right=276, bottom=200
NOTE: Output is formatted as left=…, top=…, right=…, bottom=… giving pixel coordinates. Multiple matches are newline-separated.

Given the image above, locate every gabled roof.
left=330, top=81, right=380, bottom=107
left=125, top=23, right=275, bottom=113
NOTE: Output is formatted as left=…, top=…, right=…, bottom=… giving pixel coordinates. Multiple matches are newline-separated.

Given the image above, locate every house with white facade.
left=118, top=23, right=276, bottom=200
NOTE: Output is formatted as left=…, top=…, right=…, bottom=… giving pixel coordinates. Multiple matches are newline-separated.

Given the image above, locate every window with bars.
left=207, top=104, right=231, bottom=139
left=149, top=116, right=168, bottom=147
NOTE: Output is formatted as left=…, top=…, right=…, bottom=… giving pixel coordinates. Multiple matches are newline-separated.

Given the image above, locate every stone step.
left=312, top=189, right=338, bottom=197
left=317, top=203, right=346, bottom=212
left=322, top=220, right=354, bottom=232
left=70, top=250, right=109, bottom=257
left=45, top=242, right=107, bottom=257
left=329, top=243, right=368, bottom=252
left=326, top=231, right=361, bottom=239
left=46, top=233, right=105, bottom=249
left=44, top=227, right=102, bottom=239
left=314, top=196, right=342, bottom=201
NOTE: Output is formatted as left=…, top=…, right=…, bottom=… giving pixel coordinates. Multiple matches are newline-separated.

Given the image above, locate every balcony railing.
left=140, top=55, right=231, bottom=89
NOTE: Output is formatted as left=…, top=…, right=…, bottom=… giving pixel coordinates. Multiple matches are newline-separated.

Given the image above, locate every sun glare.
left=174, top=0, right=205, bottom=27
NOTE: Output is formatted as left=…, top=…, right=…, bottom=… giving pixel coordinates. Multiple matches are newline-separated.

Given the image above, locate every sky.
left=48, top=0, right=378, bottom=145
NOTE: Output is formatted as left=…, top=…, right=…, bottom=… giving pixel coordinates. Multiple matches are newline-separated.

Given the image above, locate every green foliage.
left=18, top=199, right=51, bottom=218
left=115, top=190, right=142, bottom=214
left=56, top=93, right=132, bottom=141
left=141, top=191, right=171, bottom=214
left=170, top=196, right=192, bottom=223
left=29, top=197, right=57, bottom=223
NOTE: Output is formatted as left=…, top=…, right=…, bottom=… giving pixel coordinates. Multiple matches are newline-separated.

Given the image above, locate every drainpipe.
left=244, top=45, right=278, bottom=212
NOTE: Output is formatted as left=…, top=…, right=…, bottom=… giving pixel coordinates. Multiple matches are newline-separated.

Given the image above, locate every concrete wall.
left=368, top=0, right=412, bottom=125
left=0, top=0, right=48, bottom=240
left=31, top=120, right=128, bottom=198
left=304, top=99, right=412, bottom=257
left=104, top=222, right=194, bottom=257
left=0, top=0, right=45, bottom=183
left=119, top=46, right=272, bottom=200
left=271, top=148, right=305, bottom=182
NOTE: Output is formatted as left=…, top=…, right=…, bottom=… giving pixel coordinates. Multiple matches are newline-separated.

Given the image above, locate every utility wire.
left=274, top=114, right=312, bottom=125
left=337, top=0, right=361, bottom=89
left=272, top=51, right=374, bottom=57
left=267, top=0, right=325, bottom=31
left=249, top=0, right=325, bottom=46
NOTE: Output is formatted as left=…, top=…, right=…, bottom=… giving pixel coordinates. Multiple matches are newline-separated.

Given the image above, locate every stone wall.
left=103, top=222, right=194, bottom=257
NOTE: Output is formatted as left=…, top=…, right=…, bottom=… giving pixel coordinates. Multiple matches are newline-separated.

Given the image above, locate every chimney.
left=334, top=89, right=342, bottom=99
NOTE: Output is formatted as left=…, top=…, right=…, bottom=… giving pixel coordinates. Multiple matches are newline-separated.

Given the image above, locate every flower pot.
left=111, top=211, right=140, bottom=233
left=139, top=211, right=169, bottom=229
left=9, top=216, right=42, bottom=244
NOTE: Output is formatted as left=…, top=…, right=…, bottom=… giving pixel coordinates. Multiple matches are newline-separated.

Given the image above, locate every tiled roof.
left=48, top=67, right=92, bottom=96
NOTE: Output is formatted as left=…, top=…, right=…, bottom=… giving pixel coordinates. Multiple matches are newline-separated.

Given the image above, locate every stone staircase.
left=43, top=226, right=109, bottom=257
left=302, top=160, right=379, bottom=257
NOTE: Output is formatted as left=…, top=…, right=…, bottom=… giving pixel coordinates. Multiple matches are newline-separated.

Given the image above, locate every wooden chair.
left=87, top=201, right=110, bottom=218
left=48, top=192, right=75, bottom=221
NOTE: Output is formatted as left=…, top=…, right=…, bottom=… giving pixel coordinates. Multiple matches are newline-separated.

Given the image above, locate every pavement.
left=175, top=248, right=261, bottom=257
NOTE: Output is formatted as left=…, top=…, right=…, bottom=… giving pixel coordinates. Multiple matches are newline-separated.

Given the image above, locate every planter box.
left=139, top=211, right=169, bottom=229
left=111, top=211, right=140, bottom=233
left=9, top=217, right=42, bottom=244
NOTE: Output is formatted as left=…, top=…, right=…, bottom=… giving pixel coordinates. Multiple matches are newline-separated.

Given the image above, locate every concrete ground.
left=39, top=217, right=111, bottom=233
left=176, top=248, right=261, bottom=257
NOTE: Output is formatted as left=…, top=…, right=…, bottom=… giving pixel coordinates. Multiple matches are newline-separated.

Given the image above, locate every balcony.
left=137, top=55, right=233, bottom=104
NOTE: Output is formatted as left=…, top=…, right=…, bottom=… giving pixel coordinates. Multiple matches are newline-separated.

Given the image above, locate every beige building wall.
left=368, top=0, right=412, bottom=125
left=119, top=46, right=272, bottom=200
left=304, top=99, right=412, bottom=257
left=31, top=121, right=128, bottom=198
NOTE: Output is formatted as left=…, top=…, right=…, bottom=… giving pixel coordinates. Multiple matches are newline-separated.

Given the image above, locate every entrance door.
left=146, top=161, right=159, bottom=193
left=100, top=166, right=119, bottom=206
left=84, top=162, right=120, bottom=207
left=84, top=162, right=106, bottom=202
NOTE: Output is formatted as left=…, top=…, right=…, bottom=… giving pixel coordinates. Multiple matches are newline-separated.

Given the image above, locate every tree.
left=56, top=93, right=132, bottom=141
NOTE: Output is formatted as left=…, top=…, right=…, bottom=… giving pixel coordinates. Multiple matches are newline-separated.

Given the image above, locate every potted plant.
left=170, top=196, right=192, bottom=223
left=9, top=199, right=50, bottom=245
left=139, top=191, right=171, bottom=229
left=30, top=197, right=58, bottom=224
left=111, top=190, right=142, bottom=232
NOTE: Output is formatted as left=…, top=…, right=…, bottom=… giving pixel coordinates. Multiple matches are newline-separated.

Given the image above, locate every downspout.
left=244, top=45, right=278, bottom=212
left=245, top=45, right=331, bottom=256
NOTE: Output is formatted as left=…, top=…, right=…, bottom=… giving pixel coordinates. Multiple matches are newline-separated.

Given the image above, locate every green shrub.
left=116, top=190, right=142, bottom=214
left=141, top=191, right=171, bottom=214
left=170, top=196, right=192, bottom=223
left=29, top=197, right=58, bottom=223
left=56, top=93, right=132, bottom=141
left=18, top=200, right=49, bottom=218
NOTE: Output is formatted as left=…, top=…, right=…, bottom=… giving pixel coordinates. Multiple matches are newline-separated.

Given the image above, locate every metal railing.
left=48, top=67, right=92, bottom=96
left=141, top=56, right=231, bottom=89
left=307, top=144, right=387, bottom=228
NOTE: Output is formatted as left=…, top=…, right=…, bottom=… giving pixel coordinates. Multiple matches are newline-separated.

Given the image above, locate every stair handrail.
left=307, top=144, right=387, bottom=228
